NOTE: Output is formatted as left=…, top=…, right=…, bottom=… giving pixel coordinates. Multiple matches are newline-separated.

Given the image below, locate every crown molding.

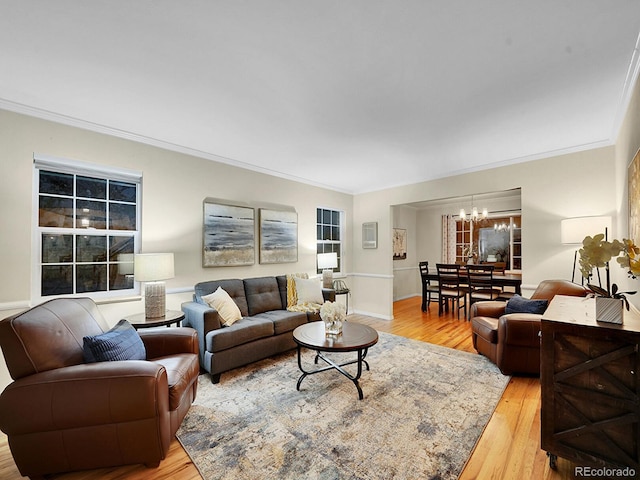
left=612, top=31, right=640, bottom=141
left=0, top=98, right=353, bottom=195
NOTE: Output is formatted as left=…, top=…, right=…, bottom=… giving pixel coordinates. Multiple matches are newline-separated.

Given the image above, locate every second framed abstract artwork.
left=259, top=208, right=298, bottom=264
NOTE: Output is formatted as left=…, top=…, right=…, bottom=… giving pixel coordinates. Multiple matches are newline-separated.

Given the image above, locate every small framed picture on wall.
left=362, top=222, right=378, bottom=249
left=393, top=228, right=407, bottom=260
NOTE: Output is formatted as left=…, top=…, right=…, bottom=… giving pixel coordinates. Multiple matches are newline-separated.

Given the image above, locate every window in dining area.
left=455, top=215, right=521, bottom=271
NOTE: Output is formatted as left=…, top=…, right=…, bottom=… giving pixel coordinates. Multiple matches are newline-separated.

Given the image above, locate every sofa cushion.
left=244, top=277, right=283, bottom=316
left=505, top=295, right=548, bottom=314
left=195, top=279, right=249, bottom=317
left=252, top=310, right=308, bottom=335
left=202, top=287, right=242, bottom=327
left=206, top=317, right=275, bottom=352
left=83, top=319, right=146, bottom=363
left=294, top=277, right=324, bottom=305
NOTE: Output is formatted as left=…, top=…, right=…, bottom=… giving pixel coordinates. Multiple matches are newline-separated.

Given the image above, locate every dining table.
left=424, top=269, right=522, bottom=295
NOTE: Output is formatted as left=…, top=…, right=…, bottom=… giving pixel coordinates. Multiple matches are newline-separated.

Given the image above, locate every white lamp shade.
left=561, top=216, right=612, bottom=244
left=317, top=252, right=338, bottom=269
left=134, top=253, right=175, bottom=282
left=117, top=253, right=135, bottom=275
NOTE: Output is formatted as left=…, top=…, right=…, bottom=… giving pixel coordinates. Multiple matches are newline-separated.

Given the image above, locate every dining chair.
left=489, top=263, right=517, bottom=300
left=436, top=263, right=466, bottom=319
left=418, top=261, right=439, bottom=311
left=467, top=264, right=502, bottom=316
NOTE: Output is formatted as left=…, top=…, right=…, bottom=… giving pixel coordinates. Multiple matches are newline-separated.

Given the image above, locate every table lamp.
left=134, top=253, right=175, bottom=318
left=317, top=252, right=338, bottom=289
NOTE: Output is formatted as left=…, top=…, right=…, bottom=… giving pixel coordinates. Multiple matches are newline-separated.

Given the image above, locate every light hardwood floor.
left=0, top=296, right=573, bottom=479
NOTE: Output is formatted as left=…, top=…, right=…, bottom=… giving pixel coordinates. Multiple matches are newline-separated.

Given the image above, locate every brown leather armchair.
left=469, top=279, right=590, bottom=375
left=0, top=298, right=200, bottom=479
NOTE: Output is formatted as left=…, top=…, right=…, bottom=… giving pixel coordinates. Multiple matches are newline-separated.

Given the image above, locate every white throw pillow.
left=202, top=287, right=242, bottom=327
left=294, top=277, right=324, bottom=305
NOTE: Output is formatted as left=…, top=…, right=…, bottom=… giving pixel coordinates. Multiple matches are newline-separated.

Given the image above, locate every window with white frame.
left=316, top=207, right=343, bottom=274
left=34, top=156, right=141, bottom=299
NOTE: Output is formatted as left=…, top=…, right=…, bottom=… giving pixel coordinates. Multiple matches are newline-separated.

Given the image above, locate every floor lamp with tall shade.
left=561, top=216, right=611, bottom=283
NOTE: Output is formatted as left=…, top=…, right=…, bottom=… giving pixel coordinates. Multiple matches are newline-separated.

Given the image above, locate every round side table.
left=125, top=310, right=185, bottom=330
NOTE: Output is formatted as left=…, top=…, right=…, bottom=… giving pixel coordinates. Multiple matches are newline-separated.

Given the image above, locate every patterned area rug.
left=176, top=331, right=509, bottom=480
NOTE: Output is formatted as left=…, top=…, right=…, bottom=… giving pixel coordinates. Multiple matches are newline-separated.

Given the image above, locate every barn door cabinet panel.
left=540, top=295, right=640, bottom=471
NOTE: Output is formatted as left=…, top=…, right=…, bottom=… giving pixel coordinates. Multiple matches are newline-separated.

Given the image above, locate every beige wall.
left=0, top=109, right=353, bottom=390
left=0, top=109, right=353, bottom=303
left=352, top=146, right=618, bottom=318
left=349, top=78, right=639, bottom=319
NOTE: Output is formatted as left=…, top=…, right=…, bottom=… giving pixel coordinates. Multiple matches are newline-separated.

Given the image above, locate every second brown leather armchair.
left=469, top=279, right=590, bottom=375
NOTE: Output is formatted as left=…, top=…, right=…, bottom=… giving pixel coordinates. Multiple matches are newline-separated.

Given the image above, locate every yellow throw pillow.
left=286, top=273, right=309, bottom=308
left=202, top=287, right=242, bottom=327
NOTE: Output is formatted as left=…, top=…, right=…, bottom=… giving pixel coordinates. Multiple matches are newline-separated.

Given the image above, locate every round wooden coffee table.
left=293, top=321, right=378, bottom=400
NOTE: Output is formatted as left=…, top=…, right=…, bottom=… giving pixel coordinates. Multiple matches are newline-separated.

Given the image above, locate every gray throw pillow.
left=83, top=319, right=146, bottom=363
left=505, top=295, right=548, bottom=315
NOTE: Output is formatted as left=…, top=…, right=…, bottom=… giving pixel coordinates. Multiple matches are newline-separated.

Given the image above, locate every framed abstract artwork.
left=629, top=148, right=640, bottom=246
left=259, top=208, right=298, bottom=263
left=203, top=200, right=255, bottom=267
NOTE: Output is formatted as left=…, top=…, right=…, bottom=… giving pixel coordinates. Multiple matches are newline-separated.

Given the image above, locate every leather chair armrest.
left=139, top=327, right=199, bottom=359
left=322, top=288, right=336, bottom=302
left=469, top=300, right=507, bottom=319
left=498, top=313, right=543, bottom=347
left=0, top=361, right=169, bottom=435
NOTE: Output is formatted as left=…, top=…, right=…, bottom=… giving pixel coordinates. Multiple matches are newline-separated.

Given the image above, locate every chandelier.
left=459, top=195, right=488, bottom=222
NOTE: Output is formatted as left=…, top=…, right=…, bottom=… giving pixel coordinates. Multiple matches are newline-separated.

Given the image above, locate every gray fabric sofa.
left=181, top=275, right=335, bottom=383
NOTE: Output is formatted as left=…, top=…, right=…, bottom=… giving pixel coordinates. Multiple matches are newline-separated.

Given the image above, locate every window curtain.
left=442, top=214, right=457, bottom=263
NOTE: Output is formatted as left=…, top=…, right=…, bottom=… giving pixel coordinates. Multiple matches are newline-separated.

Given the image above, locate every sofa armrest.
left=322, top=288, right=336, bottom=302
left=469, top=300, right=507, bottom=319
left=0, top=361, right=169, bottom=435
left=181, top=301, right=222, bottom=366
left=139, top=327, right=199, bottom=359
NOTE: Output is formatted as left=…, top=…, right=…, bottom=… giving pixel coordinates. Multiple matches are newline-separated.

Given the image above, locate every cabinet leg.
left=547, top=452, right=557, bottom=470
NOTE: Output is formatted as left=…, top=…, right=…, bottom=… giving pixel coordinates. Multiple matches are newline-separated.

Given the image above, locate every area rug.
left=176, top=331, right=510, bottom=480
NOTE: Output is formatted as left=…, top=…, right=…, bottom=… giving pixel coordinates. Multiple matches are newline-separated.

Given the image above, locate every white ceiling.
left=1, top=1, right=639, bottom=194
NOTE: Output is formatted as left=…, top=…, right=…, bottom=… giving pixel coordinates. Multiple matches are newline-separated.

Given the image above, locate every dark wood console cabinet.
left=541, top=296, right=640, bottom=471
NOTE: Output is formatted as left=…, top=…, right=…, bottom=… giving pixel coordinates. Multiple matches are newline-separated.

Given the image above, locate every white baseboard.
left=393, top=293, right=420, bottom=302
left=350, top=309, right=393, bottom=321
